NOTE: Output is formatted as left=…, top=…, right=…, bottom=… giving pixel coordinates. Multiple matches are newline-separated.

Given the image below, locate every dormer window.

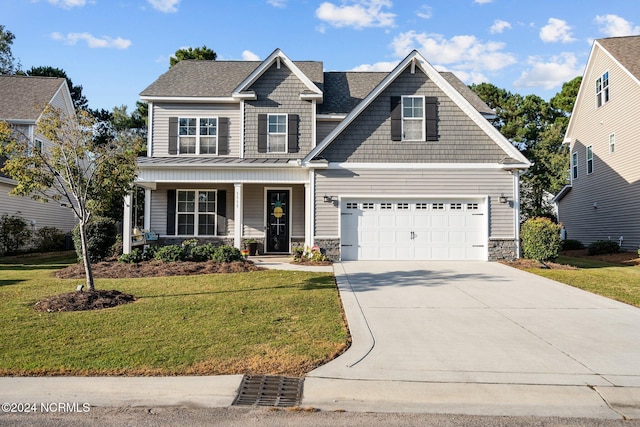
left=267, top=114, right=287, bottom=153
left=596, top=71, right=609, bottom=108
left=402, top=96, right=424, bottom=141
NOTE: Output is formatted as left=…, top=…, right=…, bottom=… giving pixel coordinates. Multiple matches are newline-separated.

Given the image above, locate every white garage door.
left=340, top=199, right=486, bottom=261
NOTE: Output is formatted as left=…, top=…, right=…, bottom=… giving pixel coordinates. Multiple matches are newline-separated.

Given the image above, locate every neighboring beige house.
left=125, top=48, right=530, bottom=260
left=0, top=75, right=77, bottom=234
left=554, top=36, right=640, bottom=250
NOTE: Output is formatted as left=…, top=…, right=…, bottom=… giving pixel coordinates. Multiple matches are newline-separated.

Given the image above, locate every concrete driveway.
left=304, top=261, right=640, bottom=418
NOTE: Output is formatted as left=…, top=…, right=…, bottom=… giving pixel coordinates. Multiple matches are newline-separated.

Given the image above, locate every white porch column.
left=306, top=170, right=315, bottom=248
left=234, top=183, right=243, bottom=249
left=123, top=193, right=132, bottom=254
left=144, top=188, right=151, bottom=230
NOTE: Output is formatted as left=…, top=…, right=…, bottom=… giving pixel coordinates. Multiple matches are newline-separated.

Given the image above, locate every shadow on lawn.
left=137, top=279, right=336, bottom=299
left=0, top=279, right=26, bottom=287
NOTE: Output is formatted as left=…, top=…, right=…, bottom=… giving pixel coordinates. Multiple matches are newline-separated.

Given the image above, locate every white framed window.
left=609, top=133, right=615, bottom=154
left=402, top=96, right=424, bottom=141
left=179, top=117, right=217, bottom=154
left=267, top=114, right=287, bottom=153
left=572, top=152, right=578, bottom=180
left=346, top=202, right=358, bottom=209
left=596, top=71, right=609, bottom=108
left=450, top=203, right=462, bottom=210
left=586, top=145, right=593, bottom=175
left=176, top=190, right=217, bottom=236
left=380, top=203, right=392, bottom=210
left=432, top=203, right=444, bottom=210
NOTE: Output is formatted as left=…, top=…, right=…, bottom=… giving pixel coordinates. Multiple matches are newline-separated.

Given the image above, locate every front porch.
left=123, top=181, right=312, bottom=256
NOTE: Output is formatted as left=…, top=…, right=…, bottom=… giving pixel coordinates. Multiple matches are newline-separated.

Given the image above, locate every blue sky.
left=4, top=0, right=640, bottom=111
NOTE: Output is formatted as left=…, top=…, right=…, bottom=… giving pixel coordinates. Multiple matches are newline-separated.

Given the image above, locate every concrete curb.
left=0, top=376, right=243, bottom=408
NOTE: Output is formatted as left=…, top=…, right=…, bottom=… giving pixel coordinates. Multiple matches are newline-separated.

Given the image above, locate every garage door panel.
left=340, top=199, right=486, bottom=261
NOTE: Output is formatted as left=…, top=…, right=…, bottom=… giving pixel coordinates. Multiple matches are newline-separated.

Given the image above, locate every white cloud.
left=416, top=5, right=432, bottom=20
left=267, top=0, right=287, bottom=7
left=595, top=14, right=640, bottom=37
left=47, top=0, right=86, bottom=8
left=390, top=31, right=516, bottom=72
left=490, top=19, right=511, bottom=34
left=316, top=0, right=395, bottom=29
left=350, top=61, right=397, bottom=72
left=147, top=0, right=180, bottom=13
left=474, top=0, right=492, bottom=4
left=539, top=18, right=575, bottom=43
left=514, top=53, right=582, bottom=90
left=51, top=32, right=132, bottom=49
left=242, top=50, right=260, bottom=61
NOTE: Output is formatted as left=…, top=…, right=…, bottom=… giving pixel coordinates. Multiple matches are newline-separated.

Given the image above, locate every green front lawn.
left=522, top=255, right=640, bottom=308
left=0, top=253, right=347, bottom=376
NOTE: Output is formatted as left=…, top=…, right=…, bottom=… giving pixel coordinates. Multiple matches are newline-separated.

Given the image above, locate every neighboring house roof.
left=0, top=75, right=68, bottom=122
left=597, top=36, right=640, bottom=81
left=304, top=50, right=529, bottom=167
left=140, top=59, right=324, bottom=99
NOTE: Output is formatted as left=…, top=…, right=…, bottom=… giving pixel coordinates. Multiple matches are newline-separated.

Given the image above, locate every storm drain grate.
left=232, top=375, right=304, bottom=407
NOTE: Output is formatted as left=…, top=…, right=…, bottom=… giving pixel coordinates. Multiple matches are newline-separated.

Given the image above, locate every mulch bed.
left=501, top=249, right=640, bottom=270
left=55, top=260, right=263, bottom=279
left=34, top=289, right=136, bottom=312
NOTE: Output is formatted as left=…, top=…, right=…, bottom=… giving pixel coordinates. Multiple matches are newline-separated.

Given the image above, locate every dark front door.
left=266, top=190, right=290, bottom=253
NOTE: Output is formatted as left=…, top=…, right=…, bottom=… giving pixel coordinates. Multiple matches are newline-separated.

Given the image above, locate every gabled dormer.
left=237, top=49, right=323, bottom=159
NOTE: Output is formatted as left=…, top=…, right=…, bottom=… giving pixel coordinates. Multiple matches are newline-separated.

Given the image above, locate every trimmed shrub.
left=118, top=248, right=143, bottom=264
left=72, top=217, right=117, bottom=263
left=34, top=226, right=66, bottom=252
left=0, top=213, right=31, bottom=256
left=561, top=239, right=584, bottom=251
left=521, top=217, right=562, bottom=261
left=190, top=243, right=217, bottom=262
left=212, top=245, right=243, bottom=263
left=154, top=244, right=187, bottom=262
left=588, top=240, right=619, bottom=256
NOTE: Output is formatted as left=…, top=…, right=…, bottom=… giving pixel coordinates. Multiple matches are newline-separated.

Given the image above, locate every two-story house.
left=125, top=49, right=530, bottom=261
left=0, top=75, right=77, bottom=235
left=554, top=36, right=640, bottom=250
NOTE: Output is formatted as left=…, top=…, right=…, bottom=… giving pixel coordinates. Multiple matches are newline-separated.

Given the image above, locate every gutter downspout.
left=513, top=170, right=522, bottom=258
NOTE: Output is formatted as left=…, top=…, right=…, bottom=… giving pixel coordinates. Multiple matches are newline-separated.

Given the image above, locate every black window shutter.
left=216, top=190, right=226, bottom=235
left=258, top=114, right=267, bottom=153
left=218, top=117, right=229, bottom=155
left=287, top=114, right=299, bottom=153
left=425, top=97, right=438, bottom=141
left=167, top=189, right=176, bottom=235
left=390, top=97, right=402, bottom=141
left=168, top=117, right=178, bottom=155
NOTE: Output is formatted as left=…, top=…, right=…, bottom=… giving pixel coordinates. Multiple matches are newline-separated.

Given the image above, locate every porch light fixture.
left=323, top=194, right=334, bottom=203
left=499, top=194, right=508, bottom=204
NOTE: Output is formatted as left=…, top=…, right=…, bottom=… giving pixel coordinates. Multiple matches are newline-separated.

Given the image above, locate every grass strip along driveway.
left=519, top=254, right=640, bottom=308
left=0, top=253, right=347, bottom=377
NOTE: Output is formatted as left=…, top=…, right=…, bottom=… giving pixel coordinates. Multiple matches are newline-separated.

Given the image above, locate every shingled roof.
left=0, top=75, right=67, bottom=122
left=140, top=60, right=324, bottom=98
left=140, top=57, right=493, bottom=116
left=598, top=35, right=640, bottom=80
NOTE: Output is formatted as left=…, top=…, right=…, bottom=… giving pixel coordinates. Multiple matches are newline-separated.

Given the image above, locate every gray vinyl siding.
left=151, top=103, right=241, bottom=157
left=558, top=44, right=640, bottom=250
left=0, top=182, right=77, bottom=233
left=314, top=168, right=514, bottom=238
left=151, top=183, right=235, bottom=236
left=316, top=120, right=340, bottom=142
left=321, top=67, right=505, bottom=163
left=49, top=86, right=74, bottom=114
left=244, top=64, right=314, bottom=158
